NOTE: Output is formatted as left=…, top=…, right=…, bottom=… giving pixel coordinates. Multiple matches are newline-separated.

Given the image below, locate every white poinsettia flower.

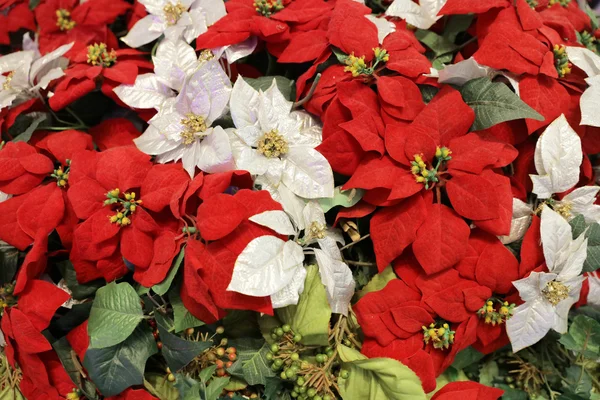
left=553, top=186, right=600, bottom=223
left=507, top=206, right=587, bottom=352
left=239, top=203, right=355, bottom=314
left=212, top=37, right=258, bottom=64
left=565, top=46, right=600, bottom=127
left=228, top=77, right=334, bottom=199
left=385, top=0, right=447, bottom=30
left=0, top=39, right=73, bottom=111
left=365, top=15, right=396, bottom=44
left=587, top=272, right=600, bottom=307
left=530, top=115, right=583, bottom=199
left=135, top=58, right=233, bottom=177
left=122, top=0, right=226, bottom=47
left=499, top=198, right=533, bottom=245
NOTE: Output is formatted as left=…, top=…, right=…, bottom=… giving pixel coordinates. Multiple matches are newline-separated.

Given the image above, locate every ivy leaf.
left=88, top=282, right=144, bottom=349
left=243, top=76, right=296, bottom=102
left=459, top=77, right=543, bottom=131
left=277, top=265, right=332, bottom=346
left=57, top=261, right=104, bottom=300
left=570, top=215, right=587, bottom=240
left=204, top=377, right=230, bottom=400
left=414, top=29, right=459, bottom=57
left=153, top=247, right=185, bottom=296
left=583, top=223, right=600, bottom=272
left=558, top=315, right=600, bottom=358
left=337, top=345, right=427, bottom=400
left=147, top=373, right=180, bottom=400
left=174, top=373, right=202, bottom=400
left=356, top=266, right=397, bottom=300
left=0, top=241, right=19, bottom=285
left=318, top=187, right=364, bottom=213
left=154, top=312, right=212, bottom=372
left=228, top=338, right=276, bottom=386
left=564, top=365, right=593, bottom=399
left=170, top=288, right=205, bottom=333
left=83, top=326, right=158, bottom=397
left=451, top=346, right=484, bottom=370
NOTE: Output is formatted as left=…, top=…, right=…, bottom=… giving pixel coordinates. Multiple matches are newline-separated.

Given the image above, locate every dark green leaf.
left=569, top=215, right=587, bottom=239
left=331, top=46, right=349, bottom=63
left=584, top=3, right=599, bottom=31
left=222, top=310, right=261, bottom=339
left=171, top=288, right=205, bottom=333
left=451, top=346, right=484, bottom=370
left=88, top=281, right=144, bottom=348
left=419, top=85, right=440, bottom=104
left=243, top=76, right=296, bottom=102
left=445, top=15, right=474, bottom=42
left=52, top=337, right=99, bottom=399
left=583, top=246, right=600, bottom=273
left=263, top=377, right=286, bottom=400
left=83, top=326, right=158, bottom=397
left=459, top=77, right=544, bottom=131
left=558, top=315, right=600, bottom=358
left=585, top=223, right=600, bottom=246
left=147, top=373, right=180, bottom=400
left=57, top=260, right=104, bottom=300
left=153, top=247, right=185, bottom=296
left=414, top=29, right=459, bottom=57
left=155, top=312, right=212, bottom=372
left=0, top=242, right=19, bottom=285
left=174, top=374, right=202, bottom=400
left=205, top=377, right=230, bottom=400
left=356, top=265, right=396, bottom=300
left=199, top=365, right=218, bottom=384
left=564, top=365, right=592, bottom=399
left=318, top=187, right=364, bottom=213
left=28, top=0, right=40, bottom=10
left=228, top=338, right=276, bottom=386
left=12, top=113, right=48, bottom=143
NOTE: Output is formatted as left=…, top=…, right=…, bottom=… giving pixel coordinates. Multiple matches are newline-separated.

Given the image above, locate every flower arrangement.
left=0, top=0, right=599, bottom=399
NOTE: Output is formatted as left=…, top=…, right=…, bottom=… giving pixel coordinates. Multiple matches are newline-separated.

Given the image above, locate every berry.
left=285, top=369, right=296, bottom=379
left=293, top=334, right=302, bottom=343
left=291, top=393, right=298, bottom=398
left=282, top=324, right=291, bottom=333
left=226, top=361, right=233, bottom=368
left=152, top=331, right=159, bottom=339
left=298, top=386, right=307, bottom=393
left=216, top=347, right=226, bottom=357
left=216, top=368, right=226, bottom=377
left=314, top=396, right=322, bottom=400
left=290, top=353, right=299, bottom=361
left=281, top=371, right=287, bottom=379
left=326, top=350, right=334, bottom=358
left=315, top=354, right=325, bottom=363
left=167, top=373, right=175, bottom=382
left=296, top=377, right=305, bottom=386
left=276, top=328, right=284, bottom=336
left=274, top=359, right=284, bottom=368
left=270, top=344, right=280, bottom=353
left=271, top=364, right=280, bottom=371
left=226, top=347, right=236, bottom=354
left=185, top=328, right=194, bottom=336
left=215, top=360, right=224, bottom=369
left=228, top=353, right=237, bottom=361
left=323, top=396, right=332, bottom=400
left=216, top=326, right=225, bottom=334
left=207, top=353, right=217, bottom=361
left=266, top=352, right=274, bottom=360
left=166, top=367, right=171, bottom=374
left=271, top=333, right=279, bottom=340
left=307, top=388, right=317, bottom=397
left=157, top=342, right=163, bottom=350
left=340, top=370, right=349, bottom=379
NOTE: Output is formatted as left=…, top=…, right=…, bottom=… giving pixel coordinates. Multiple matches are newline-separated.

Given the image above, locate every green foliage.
left=171, top=288, right=205, bottom=333
left=52, top=337, right=99, bottom=399
left=88, top=281, right=144, bottom=349
left=337, top=345, right=426, bottom=400
left=228, top=338, right=276, bottom=385
left=570, top=214, right=587, bottom=239
left=154, top=312, right=212, bottom=372
left=57, top=260, right=104, bottom=300
left=559, top=315, right=600, bottom=358
left=0, top=242, right=19, bottom=285
left=10, top=113, right=48, bottom=143
left=83, top=326, right=158, bottom=397
left=153, top=247, right=185, bottom=296
left=277, top=265, right=331, bottom=346
left=583, top=222, right=600, bottom=272
left=318, top=187, right=364, bottom=213
left=356, top=265, right=396, bottom=300
left=451, top=347, right=485, bottom=370
left=459, top=77, right=544, bottom=131
left=243, top=76, right=296, bottom=101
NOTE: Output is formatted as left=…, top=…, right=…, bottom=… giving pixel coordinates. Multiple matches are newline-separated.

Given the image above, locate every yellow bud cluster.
left=553, top=44, right=572, bottom=77
left=257, top=129, right=289, bottom=158
left=253, top=0, right=284, bottom=16
left=56, top=9, right=76, bottom=31
left=478, top=299, right=515, bottom=325
left=180, top=113, right=208, bottom=145
left=87, top=43, right=117, bottom=67
left=163, top=1, right=186, bottom=25
left=422, top=322, right=455, bottom=349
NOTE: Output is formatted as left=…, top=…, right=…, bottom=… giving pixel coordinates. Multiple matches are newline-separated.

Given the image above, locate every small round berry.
left=157, top=342, right=163, bottom=350
left=166, top=367, right=171, bottom=374
left=270, top=344, right=280, bottom=353
left=298, top=386, right=307, bottom=393
left=271, top=333, right=279, bottom=340
left=281, top=371, right=288, bottom=379
left=291, top=393, right=298, bottom=398
left=276, top=328, right=284, bottom=337
left=282, top=324, right=291, bottom=333
left=185, top=328, right=194, bottom=336
left=314, top=396, right=322, bottom=400
left=215, top=360, right=224, bottom=369
left=226, top=361, right=233, bottom=368
left=207, top=353, right=217, bottom=361
left=216, top=368, right=226, bottom=377
left=285, top=369, right=296, bottom=379
left=228, top=353, right=237, bottom=361
left=340, top=370, right=349, bottom=379
left=266, top=352, right=274, bottom=360
left=216, top=326, right=225, bottom=334
left=307, top=388, right=317, bottom=397
left=216, top=347, right=226, bottom=357
left=296, top=377, right=305, bottom=386
left=323, top=396, right=332, bottom=400
left=326, top=350, right=334, bottom=358
left=315, top=354, right=325, bottom=363
left=274, top=359, right=284, bottom=368
left=226, top=347, right=236, bottom=354
left=167, top=373, right=175, bottom=382
left=152, top=331, right=159, bottom=339
left=290, top=353, right=300, bottom=361
left=271, top=364, right=279, bottom=372
left=293, top=334, right=302, bottom=343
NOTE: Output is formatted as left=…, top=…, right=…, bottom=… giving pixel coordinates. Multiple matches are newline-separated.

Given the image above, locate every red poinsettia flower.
left=178, top=172, right=285, bottom=323
left=50, top=44, right=153, bottom=111
left=431, top=381, right=504, bottom=400
left=67, top=146, right=181, bottom=284
left=0, top=131, right=93, bottom=293
left=0, top=0, right=35, bottom=45
left=354, top=278, right=478, bottom=393
left=1, top=280, right=72, bottom=399
left=34, top=0, right=130, bottom=55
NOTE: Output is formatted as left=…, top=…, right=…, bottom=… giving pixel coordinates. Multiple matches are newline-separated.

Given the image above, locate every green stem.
left=65, top=107, right=88, bottom=128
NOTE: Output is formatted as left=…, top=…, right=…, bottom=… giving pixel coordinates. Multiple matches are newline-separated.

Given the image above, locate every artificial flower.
left=385, top=0, right=447, bottom=29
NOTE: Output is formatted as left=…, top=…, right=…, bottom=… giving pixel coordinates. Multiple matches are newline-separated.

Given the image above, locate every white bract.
left=134, top=57, right=233, bottom=177
left=365, top=15, right=396, bottom=44
left=228, top=77, right=334, bottom=201
left=530, top=115, right=583, bottom=199
left=228, top=202, right=355, bottom=314
left=122, top=0, right=226, bottom=47
left=565, top=46, right=600, bottom=127
left=385, top=0, right=446, bottom=30
left=0, top=41, right=73, bottom=111
left=587, top=272, right=600, bottom=307
left=507, top=207, right=587, bottom=352
left=499, top=198, right=533, bottom=245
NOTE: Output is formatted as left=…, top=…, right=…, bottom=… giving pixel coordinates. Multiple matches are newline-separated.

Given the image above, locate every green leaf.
left=570, top=214, right=587, bottom=239
left=0, top=385, right=25, bottom=400
left=564, top=365, right=592, bottom=399
left=243, top=76, right=296, bottom=102
left=263, top=378, right=286, bottom=400
left=583, top=246, right=600, bottom=273
left=228, top=339, right=276, bottom=386
left=337, top=345, right=426, bottom=400
left=445, top=15, right=474, bottom=42
left=52, top=337, right=99, bottom=399
left=585, top=223, right=600, bottom=245
left=318, top=187, right=364, bottom=213
left=331, top=46, right=349, bottom=63
left=199, top=365, right=218, bottom=384
left=155, top=312, right=212, bottom=372
left=88, top=282, right=144, bottom=349
left=478, top=361, right=498, bottom=386
left=414, top=29, right=459, bottom=57
left=558, top=315, right=600, bottom=358
left=147, top=373, right=180, bottom=400
left=57, top=261, right=104, bottom=300
left=277, top=265, right=331, bottom=346
left=171, top=289, right=205, bottom=333
left=0, top=242, right=19, bottom=285
left=459, top=77, right=544, bottom=131
left=584, top=2, right=599, bottom=31
left=205, top=377, right=230, bottom=400
left=83, top=326, right=158, bottom=397
left=222, top=310, right=261, bottom=339
left=11, top=113, right=48, bottom=143
left=28, top=0, right=40, bottom=10
left=451, top=346, right=484, bottom=370
left=419, top=85, right=440, bottom=104
left=356, top=266, right=397, bottom=300
left=223, top=376, right=247, bottom=391
left=153, top=247, right=185, bottom=296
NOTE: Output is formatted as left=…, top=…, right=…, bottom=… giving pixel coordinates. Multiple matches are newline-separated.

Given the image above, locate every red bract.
left=50, top=46, right=153, bottom=111
left=35, top=0, right=130, bottom=55
left=67, top=146, right=180, bottom=284
left=0, top=0, right=35, bottom=45
left=431, top=381, right=504, bottom=400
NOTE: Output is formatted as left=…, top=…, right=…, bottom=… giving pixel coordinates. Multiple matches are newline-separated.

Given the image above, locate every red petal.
left=67, top=177, right=107, bottom=219
left=0, top=194, right=34, bottom=250
left=440, top=0, right=510, bottom=14
left=16, top=280, right=70, bottom=331
left=519, top=215, right=544, bottom=277
left=327, top=0, right=378, bottom=60
left=446, top=173, right=499, bottom=221
left=9, top=308, right=53, bottom=354
left=141, top=164, right=189, bottom=213
left=66, top=321, right=89, bottom=361
left=95, top=146, right=152, bottom=192
left=121, top=225, right=154, bottom=268
left=103, top=61, right=138, bottom=84
left=89, top=118, right=141, bottom=150
left=35, top=129, right=93, bottom=165
left=278, top=30, right=329, bottom=63
left=14, top=232, right=49, bottom=295
left=17, top=184, right=65, bottom=238
left=432, top=381, right=504, bottom=400
left=197, top=193, right=247, bottom=241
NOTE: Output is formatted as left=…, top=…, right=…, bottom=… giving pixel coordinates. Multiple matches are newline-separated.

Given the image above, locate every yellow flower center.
left=2, top=71, right=14, bottom=91
left=87, top=43, right=117, bottom=67
left=198, top=49, right=215, bottom=63
left=343, top=48, right=389, bottom=77
left=308, top=221, right=327, bottom=240
left=553, top=44, right=572, bottom=77
left=56, top=9, right=76, bottom=31
left=180, top=113, right=208, bottom=145
left=542, top=281, right=570, bottom=306
left=553, top=201, right=573, bottom=219
left=422, top=322, right=455, bottom=350
left=548, top=0, right=570, bottom=6
left=253, top=0, right=284, bottom=17
left=104, top=188, right=143, bottom=227
left=257, top=129, right=288, bottom=158
left=52, top=165, right=70, bottom=188
left=478, top=299, right=515, bottom=325
left=163, top=2, right=186, bottom=25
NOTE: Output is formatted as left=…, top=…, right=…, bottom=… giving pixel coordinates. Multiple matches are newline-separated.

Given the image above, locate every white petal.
left=385, top=0, right=446, bottom=29
left=153, top=39, right=199, bottom=92
left=513, top=271, right=557, bottom=302
left=553, top=275, right=584, bottom=333
left=195, top=0, right=226, bottom=25
left=436, top=57, right=492, bottom=86
left=185, top=59, right=231, bottom=124
left=587, top=272, right=600, bottom=307
left=530, top=115, right=582, bottom=198
left=556, top=234, right=587, bottom=281
left=33, top=67, right=65, bottom=90
left=228, top=236, right=305, bottom=297
left=365, top=15, right=396, bottom=44
left=302, top=201, right=326, bottom=228
left=560, top=186, right=600, bottom=223
left=271, top=266, right=307, bottom=308
left=580, top=83, right=600, bottom=127
left=29, top=42, right=73, bottom=84
left=139, top=0, right=168, bottom=16
left=541, top=206, right=574, bottom=272
left=135, top=124, right=181, bottom=156
left=314, top=248, right=355, bottom=315
left=194, top=126, right=234, bottom=174
left=220, top=37, right=257, bottom=63
left=565, top=46, right=600, bottom=77
left=231, top=77, right=261, bottom=128
left=258, top=79, right=294, bottom=132
left=249, top=210, right=297, bottom=236
left=507, top=297, right=555, bottom=352
left=282, top=147, right=334, bottom=199
left=499, top=198, right=532, bottom=244
left=121, top=15, right=165, bottom=48
left=114, top=73, right=175, bottom=109
left=256, top=178, right=307, bottom=231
